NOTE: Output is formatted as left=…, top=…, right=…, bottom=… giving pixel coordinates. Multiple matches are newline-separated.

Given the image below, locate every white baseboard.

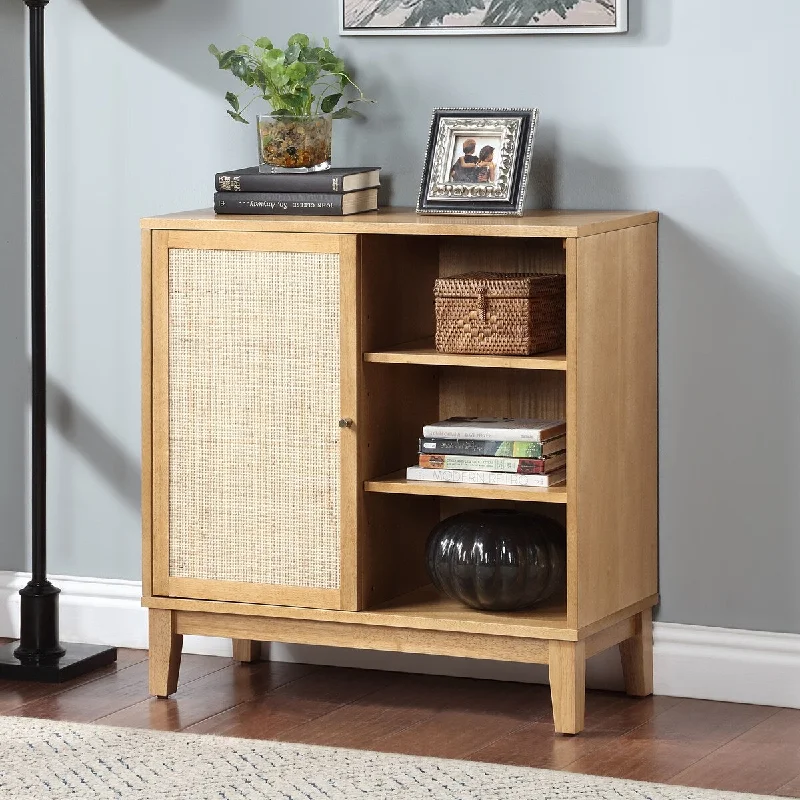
left=1, top=572, right=798, bottom=709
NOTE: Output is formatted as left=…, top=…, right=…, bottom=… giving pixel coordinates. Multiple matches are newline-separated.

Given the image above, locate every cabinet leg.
left=149, top=609, right=183, bottom=698
left=620, top=609, right=654, bottom=697
left=232, top=639, right=261, bottom=663
left=549, top=640, right=586, bottom=735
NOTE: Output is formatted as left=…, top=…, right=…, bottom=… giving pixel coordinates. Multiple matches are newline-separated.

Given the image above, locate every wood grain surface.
left=141, top=208, right=659, bottom=239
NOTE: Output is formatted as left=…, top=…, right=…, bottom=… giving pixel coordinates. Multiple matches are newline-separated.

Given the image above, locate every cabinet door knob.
left=338, top=418, right=354, bottom=429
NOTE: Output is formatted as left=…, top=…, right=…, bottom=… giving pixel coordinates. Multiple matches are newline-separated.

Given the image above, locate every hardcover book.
left=418, top=452, right=566, bottom=475
left=421, top=417, right=566, bottom=443
left=214, top=188, right=378, bottom=216
left=406, top=466, right=566, bottom=488
left=215, top=166, right=381, bottom=194
left=418, top=435, right=566, bottom=458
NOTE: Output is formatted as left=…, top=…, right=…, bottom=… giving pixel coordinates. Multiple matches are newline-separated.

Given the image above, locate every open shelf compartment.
left=357, top=232, right=572, bottom=618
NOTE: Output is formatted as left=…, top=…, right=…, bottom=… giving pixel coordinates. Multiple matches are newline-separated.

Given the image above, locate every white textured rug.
left=0, top=717, right=776, bottom=799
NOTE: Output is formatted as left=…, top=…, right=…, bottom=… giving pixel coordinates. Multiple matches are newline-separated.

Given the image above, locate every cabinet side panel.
left=575, top=224, right=658, bottom=628
left=565, top=238, right=578, bottom=629
left=151, top=231, right=171, bottom=596
left=141, top=229, right=154, bottom=598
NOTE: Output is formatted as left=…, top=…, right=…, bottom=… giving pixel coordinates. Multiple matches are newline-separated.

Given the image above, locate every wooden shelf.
left=368, top=585, right=570, bottom=636
left=364, top=339, right=567, bottom=371
left=365, top=470, right=568, bottom=504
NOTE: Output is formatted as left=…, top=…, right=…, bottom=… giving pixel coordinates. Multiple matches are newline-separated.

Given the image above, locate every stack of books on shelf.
left=407, top=417, right=567, bottom=488
left=213, top=166, right=380, bottom=216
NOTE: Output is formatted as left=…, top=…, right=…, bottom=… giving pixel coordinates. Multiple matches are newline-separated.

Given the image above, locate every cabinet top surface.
left=141, top=207, right=658, bottom=238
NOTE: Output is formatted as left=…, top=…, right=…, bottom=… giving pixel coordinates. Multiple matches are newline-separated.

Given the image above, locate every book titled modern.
left=406, top=466, right=567, bottom=488
left=419, top=435, right=566, bottom=459
left=418, top=452, right=566, bottom=475
left=421, top=418, right=566, bottom=443
left=214, top=188, right=378, bottom=216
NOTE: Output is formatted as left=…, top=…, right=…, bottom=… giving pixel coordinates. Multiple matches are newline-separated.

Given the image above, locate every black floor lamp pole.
left=0, top=0, right=117, bottom=681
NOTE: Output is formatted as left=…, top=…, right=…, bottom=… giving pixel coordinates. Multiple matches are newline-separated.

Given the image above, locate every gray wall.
left=0, top=1, right=27, bottom=575
left=1, top=0, right=798, bottom=632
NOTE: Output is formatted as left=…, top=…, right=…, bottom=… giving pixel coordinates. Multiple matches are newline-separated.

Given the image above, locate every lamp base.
left=0, top=642, right=117, bottom=682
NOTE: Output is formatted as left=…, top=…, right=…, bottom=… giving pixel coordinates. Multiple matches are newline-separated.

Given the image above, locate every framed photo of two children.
left=417, top=108, right=538, bottom=216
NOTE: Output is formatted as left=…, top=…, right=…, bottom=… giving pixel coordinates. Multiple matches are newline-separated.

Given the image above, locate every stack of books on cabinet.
left=407, top=418, right=567, bottom=488
left=213, top=166, right=380, bottom=215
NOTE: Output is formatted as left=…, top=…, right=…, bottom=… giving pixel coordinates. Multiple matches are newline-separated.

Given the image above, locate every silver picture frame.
left=341, top=0, right=627, bottom=36
left=417, top=108, right=538, bottom=216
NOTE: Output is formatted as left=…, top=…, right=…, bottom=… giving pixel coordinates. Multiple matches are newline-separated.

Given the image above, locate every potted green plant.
left=209, top=33, right=372, bottom=173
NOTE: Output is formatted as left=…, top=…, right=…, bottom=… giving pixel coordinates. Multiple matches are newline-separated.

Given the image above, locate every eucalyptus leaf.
left=318, top=51, right=339, bottom=70
left=284, top=43, right=301, bottom=64
left=288, top=33, right=310, bottom=48
left=218, top=50, right=235, bottom=70
left=264, top=49, right=285, bottom=69
left=286, top=61, right=307, bottom=81
left=225, top=91, right=240, bottom=111
left=230, top=54, right=248, bottom=80
left=321, top=93, right=342, bottom=113
left=226, top=109, right=248, bottom=124
left=254, top=36, right=273, bottom=49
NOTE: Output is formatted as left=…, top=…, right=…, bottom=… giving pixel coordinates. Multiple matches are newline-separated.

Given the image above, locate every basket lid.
left=434, top=272, right=564, bottom=299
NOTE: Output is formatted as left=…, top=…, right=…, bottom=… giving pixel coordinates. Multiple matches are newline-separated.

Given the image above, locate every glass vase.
left=425, top=509, right=567, bottom=611
left=256, top=113, right=332, bottom=173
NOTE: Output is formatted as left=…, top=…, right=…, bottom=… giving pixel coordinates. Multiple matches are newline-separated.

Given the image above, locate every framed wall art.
left=341, top=0, right=627, bottom=36
left=416, top=108, right=537, bottom=216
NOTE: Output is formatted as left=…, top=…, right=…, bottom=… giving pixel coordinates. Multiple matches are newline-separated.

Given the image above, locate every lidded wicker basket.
left=434, top=272, right=566, bottom=356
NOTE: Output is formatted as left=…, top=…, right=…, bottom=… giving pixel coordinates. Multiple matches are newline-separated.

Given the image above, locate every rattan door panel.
left=150, top=231, right=357, bottom=611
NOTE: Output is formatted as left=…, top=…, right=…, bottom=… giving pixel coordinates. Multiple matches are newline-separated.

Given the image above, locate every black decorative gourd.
left=425, top=509, right=566, bottom=612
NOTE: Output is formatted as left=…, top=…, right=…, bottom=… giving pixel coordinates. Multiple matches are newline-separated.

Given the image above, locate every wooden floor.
left=1, top=647, right=799, bottom=797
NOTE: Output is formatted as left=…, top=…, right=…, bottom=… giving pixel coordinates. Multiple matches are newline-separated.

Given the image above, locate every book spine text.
left=406, top=466, right=566, bottom=488
left=418, top=454, right=556, bottom=474
left=419, top=438, right=545, bottom=458
left=217, top=174, right=352, bottom=193
left=421, top=425, right=549, bottom=442
left=214, top=192, right=344, bottom=215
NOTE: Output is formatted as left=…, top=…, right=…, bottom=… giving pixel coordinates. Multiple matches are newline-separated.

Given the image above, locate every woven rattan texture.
left=168, top=248, right=341, bottom=590
left=435, top=272, right=566, bottom=356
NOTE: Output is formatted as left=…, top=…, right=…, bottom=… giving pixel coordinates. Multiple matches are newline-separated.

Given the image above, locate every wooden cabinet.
left=141, top=209, right=659, bottom=734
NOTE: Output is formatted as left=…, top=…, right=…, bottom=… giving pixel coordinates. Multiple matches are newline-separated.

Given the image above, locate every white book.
left=421, top=417, right=566, bottom=443
left=406, top=466, right=567, bottom=488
